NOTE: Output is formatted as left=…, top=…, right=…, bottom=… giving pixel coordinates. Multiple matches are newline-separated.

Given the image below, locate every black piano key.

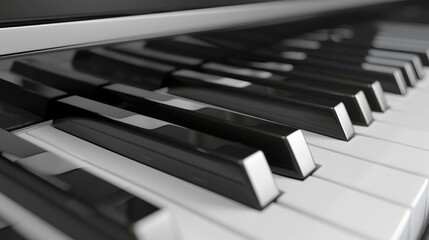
left=0, top=134, right=122, bottom=239
left=170, top=69, right=355, bottom=140
left=194, top=34, right=254, bottom=52
left=0, top=100, right=43, bottom=131
left=375, top=21, right=429, bottom=42
left=2, top=57, right=316, bottom=179
left=374, top=36, right=429, bottom=52
left=288, top=33, right=424, bottom=79
left=101, top=83, right=316, bottom=180
left=366, top=49, right=425, bottom=79
left=0, top=128, right=172, bottom=240
left=349, top=22, right=429, bottom=43
left=254, top=49, right=408, bottom=95
left=11, top=59, right=109, bottom=98
left=339, top=32, right=429, bottom=65
left=0, top=71, right=67, bottom=117
left=207, top=29, right=280, bottom=45
left=56, top=169, right=161, bottom=228
left=226, top=57, right=388, bottom=112
left=0, top=170, right=112, bottom=239
left=72, top=48, right=176, bottom=90
left=363, top=56, right=418, bottom=86
left=287, top=36, right=425, bottom=80
left=145, top=37, right=229, bottom=61
left=208, top=30, right=418, bottom=86
left=53, top=96, right=279, bottom=209
left=0, top=226, right=26, bottom=240
left=201, top=62, right=373, bottom=125
left=272, top=45, right=417, bottom=87
left=196, top=30, right=280, bottom=50
left=109, top=44, right=203, bottom=69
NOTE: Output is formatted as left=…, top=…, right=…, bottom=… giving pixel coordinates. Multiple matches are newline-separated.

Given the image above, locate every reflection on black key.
left=145, top=37, right=228, bottom=61
left=0, top=128, right=176, bottom=240
left=110, top=44, right=203, bottom=69
left=170, top=70, right=354, bottom=140
left=273, top=45, right=417, bottom=87
left=0, top=100, right=43, bottom=131
left=227, top=57, right=388, bottom=112
left=11, top=59, right=109, bottom=98
left=366, top=49, right=425, bottom=79
left=339, top=32, right=429, bottom=66
left=53, top=96, right=279, bottom=209
left=0, top=132, right=121, bottom=239
left=202, top=30, right=280, bottom=46
left=0, top=71, right=67, bottom=117
left=280, top=38, right=425, bottom=80
left=255, top=49, right=408, bottom=95
left=73, top=49, right=176, bottom=90
left=102, top=83, right=316, bottom=180
left=201, top=62, right=373, bottom=125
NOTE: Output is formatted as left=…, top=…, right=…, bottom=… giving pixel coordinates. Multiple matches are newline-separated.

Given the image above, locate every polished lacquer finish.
left=170, top=69, right=354, bottom=140
left=0, top=128, right=174, bottom=240
left=52, top=96, right=279, bottom=209
left=102, top=83, right=316, bottom=179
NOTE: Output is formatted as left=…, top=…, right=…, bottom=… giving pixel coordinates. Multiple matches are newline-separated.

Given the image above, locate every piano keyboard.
left=2, top=4, right=429, bottom=240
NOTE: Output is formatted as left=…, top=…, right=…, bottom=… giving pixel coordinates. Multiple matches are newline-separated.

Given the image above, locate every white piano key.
left=18, top=125, right=367, bottom=240
left=385, top=76, right=429, bottom=116
left=354, top=121, right=429, bottom=151
left=385, top=88, right=428, bottom=106
left=309, top=145, right=428, bottom=239
left=385, top=94, right=429, bottom=117
left=304, top=130, right=429, bottom=226
left=303, top=130, right=429, bottom=181
left=275, top=176, right=411, bottom=240
left=373, top=110, right=429, bottom=133
left=416, top=68, right=429, bottom=89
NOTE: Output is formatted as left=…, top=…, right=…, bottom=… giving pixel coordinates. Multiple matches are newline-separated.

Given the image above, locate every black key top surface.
left=73, top=49, right=176, bottom=90
left=102, top=83, right=316, bottom=180
left=53, top=96, right=279, bottom=209
left=170, top=70, right=355, bottom=140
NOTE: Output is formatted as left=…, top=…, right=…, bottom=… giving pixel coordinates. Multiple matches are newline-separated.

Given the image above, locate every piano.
left=1, top=0, right=429, bottom=239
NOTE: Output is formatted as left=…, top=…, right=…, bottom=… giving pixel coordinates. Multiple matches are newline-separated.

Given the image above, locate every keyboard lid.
left=0, top=0, right=281, bottom=27
left=0, top=0, right=401, bottom=57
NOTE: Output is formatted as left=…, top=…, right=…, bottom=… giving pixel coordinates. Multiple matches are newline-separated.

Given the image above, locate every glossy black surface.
left=0, top=226, right=26, bottom=240
left=144, top=30, right=413, bottom=96
left=0, top=0, right=277, bottom=27
left=271, top=45, right=416, bottom=87
left=146, top=38, right=231, bottom=61
left=170, top=69, right=353, bottom=140
left=0, top=100, right=43, bottom=131
left=6, top=56, right=313, bottom=179
left=102, top=83, right=313, bottom=179
left=254, top=49, right=407, bottom=95
left=11, top=59, right=109, bottom=98
left=0, top=71, right=67, bottom=117
left=0, top=128, right=159, bottom=239
left=278, top=38, right=425, bottom=80
left=110, top=44, right=203, bottom=69
left=198, top=30, right=280, bottom=49
left=340, top=33, right=429, bottom=66
left=201, top=62, right=372, bottom=125
left=53, top=96, right=271, bottom=209
left=73, top=49, right=176, bottom=90
left=0, top=130, right=123, bottom=240
left=227, top=57, right=387, bottom=112
left=57, top=169, right=159, bottom=227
